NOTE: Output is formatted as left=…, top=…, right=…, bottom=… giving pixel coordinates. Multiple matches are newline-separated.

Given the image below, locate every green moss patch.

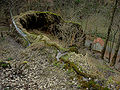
left=52, top=56, right=109, bottom=89
left=0, top=61, right=11, bottom=69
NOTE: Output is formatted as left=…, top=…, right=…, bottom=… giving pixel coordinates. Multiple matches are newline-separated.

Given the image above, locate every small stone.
left=89, top=78, right=91, bottom=80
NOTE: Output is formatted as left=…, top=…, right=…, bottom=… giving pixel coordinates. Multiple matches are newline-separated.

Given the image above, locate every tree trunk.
left=101, top=0, right=118, bottom=59
left=108, top=28, right=118, bottom=62
left=110, top=30, right=120, bottom=66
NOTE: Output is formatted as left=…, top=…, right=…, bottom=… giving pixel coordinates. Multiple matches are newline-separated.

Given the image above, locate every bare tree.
left=108, top=27, right=118, bottom=62
left=101, top=0, right=118, bottom=59
left=110, top=26, right=120, bottom=66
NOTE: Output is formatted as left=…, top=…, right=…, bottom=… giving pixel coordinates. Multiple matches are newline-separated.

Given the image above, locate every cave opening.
left=19, top=13, right=61, bottom=35
left=17, top=12, right=85, bottom=47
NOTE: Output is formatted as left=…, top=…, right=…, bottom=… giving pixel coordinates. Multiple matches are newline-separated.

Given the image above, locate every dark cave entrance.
left=18, top=12, right=85, bottom=47
left=19, top=12, right=62, bottom=35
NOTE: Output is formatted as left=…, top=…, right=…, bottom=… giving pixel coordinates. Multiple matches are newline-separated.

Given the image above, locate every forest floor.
left=0, top=35, right=80, bottom=90
left=0, top=33, right=120, bottom=90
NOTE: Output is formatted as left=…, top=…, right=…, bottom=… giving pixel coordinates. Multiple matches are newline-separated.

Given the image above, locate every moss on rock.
left=56, top=54, right=109, bottom=90
left=14, top=11, right=86, bottom=48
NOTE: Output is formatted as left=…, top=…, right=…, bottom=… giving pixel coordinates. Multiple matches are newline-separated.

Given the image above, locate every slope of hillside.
left=0, top=32, right=120, bottom=90
left=0, top=35, right=80, bottom=90
left=0, top=11, right=120, bottom=90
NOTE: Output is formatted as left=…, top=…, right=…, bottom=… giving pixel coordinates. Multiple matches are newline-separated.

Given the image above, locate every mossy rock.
left=6, top=57, right=13, bottom=61
left=60, top=54, right=96, bottom=79
left=57, top=53, right=109, bottom=89
left=14, top=11, right=86, bottom=48
left=68, top=45, right=78, bottom=53
left=80, top=80, right=109, bottom=90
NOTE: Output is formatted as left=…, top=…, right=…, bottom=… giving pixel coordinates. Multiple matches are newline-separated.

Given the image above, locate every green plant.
left=77, top=84, right=81, bottom=89
left=0, top=61, right=11, bottom=69
left=1, top=37, right=5, bottom=41
left=6, top=57, right=13, bottom=61
left=67, top=68, right=74, bottom=74
left=53, top=60, right=60, bottom=67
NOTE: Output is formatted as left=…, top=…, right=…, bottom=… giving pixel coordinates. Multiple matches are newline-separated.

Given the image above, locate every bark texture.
left=101, top=0, right=118, bottom=59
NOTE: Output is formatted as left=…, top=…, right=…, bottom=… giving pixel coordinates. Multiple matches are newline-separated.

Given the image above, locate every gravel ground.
left=0, top=35, right=120, bottom=90
left=0, top=36, right=79, bottom=90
